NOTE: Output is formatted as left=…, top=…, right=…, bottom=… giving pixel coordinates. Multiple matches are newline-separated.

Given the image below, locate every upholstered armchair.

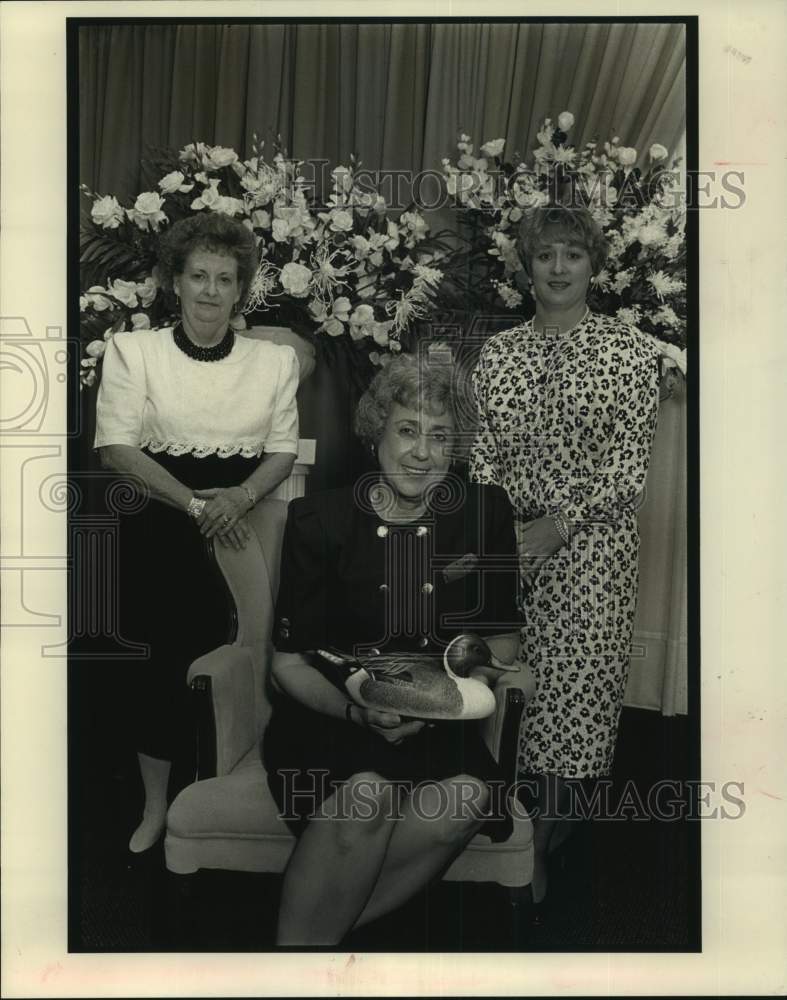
left=164, top=498, right=536, bottom=914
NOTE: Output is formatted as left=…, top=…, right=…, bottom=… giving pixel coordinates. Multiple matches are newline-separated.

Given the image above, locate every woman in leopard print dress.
left=469, top=205, right=660, bottom=905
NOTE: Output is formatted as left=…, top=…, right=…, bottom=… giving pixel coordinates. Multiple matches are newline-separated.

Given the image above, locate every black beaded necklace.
left=172, top=322, right=235, bottom=362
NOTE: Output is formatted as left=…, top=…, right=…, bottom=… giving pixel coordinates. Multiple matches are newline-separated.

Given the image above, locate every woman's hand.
left=518, top=515, right=565, bottom=586
left=214, top=514, right=252, bottom=551
left=352, top=706, right=426, bottom=744
left=194, top=486, right=253, bottom=542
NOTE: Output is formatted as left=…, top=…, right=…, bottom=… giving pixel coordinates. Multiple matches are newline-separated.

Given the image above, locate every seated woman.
left=263, top=348, right=522, bottom=947
left=94, top=212, right=299, bottom=853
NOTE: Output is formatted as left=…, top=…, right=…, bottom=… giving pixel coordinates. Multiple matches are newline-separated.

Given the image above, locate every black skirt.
left=263, top=693, right=513, bottom=842
left=120, top=451, right=259, bottom=763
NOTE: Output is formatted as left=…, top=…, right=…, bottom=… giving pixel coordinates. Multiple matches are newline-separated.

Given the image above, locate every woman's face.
left=173, top=248, right=241, bottom=342
left=376, top=401, right=455, bottom=504
left=529, top=228, right=593, bottom=315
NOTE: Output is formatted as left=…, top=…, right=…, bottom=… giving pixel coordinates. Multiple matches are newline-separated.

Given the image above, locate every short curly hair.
left=355, top=348, right=460, bottom=447
left=518, top=204, right=608, bottom=275
left=157, top=212, right=259, bottom=308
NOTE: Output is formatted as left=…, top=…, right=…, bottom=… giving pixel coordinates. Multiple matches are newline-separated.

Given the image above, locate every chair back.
left=210, top=497, right=289, bottom=736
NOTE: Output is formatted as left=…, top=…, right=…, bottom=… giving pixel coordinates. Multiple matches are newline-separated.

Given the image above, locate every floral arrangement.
left=440, top=112, right=687, bottom=377
left=79, top=138, right=456, bottom=387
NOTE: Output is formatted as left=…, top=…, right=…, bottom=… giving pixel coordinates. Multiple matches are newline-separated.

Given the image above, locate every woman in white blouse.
left=94, top=212, right=299, bottom=853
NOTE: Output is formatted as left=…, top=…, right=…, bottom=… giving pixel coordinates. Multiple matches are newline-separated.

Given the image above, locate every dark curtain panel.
left=80, top=21, right=686, bottom=200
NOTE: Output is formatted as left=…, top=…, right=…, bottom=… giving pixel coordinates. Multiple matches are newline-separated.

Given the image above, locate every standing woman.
left=470, top=205, right=660, bottom=905
left=94, top=212, right=299, bottom=853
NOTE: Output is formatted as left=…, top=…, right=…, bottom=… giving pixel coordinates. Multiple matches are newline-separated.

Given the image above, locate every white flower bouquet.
left=441, top=116, right=687, bottom=374
left=79, top=138, right=458, bottom=387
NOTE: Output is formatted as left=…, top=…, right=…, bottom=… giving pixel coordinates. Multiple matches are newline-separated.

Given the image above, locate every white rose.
left=109, top=278, right=139, bottom=309
left=271, top=218, right=291, bottom=243
left=350, top=304, right=375, bottom=327
left=280, top=262, right=312, bottom=298
left=251, top=209, right=271, bottom=229
left=91, top=195, right=124, bottom=229
left=79, top=295, right=89, bottom=312
left=370, top=323, right=388, bottom=347
left=332, top=296, right=352, bottom=322
left=480, top=138, right=505, bottom=158
left=649, top=143, right=669, bottom=161
left=158, top=170, right=188, bottom=194
left=85, top=339, right=107, bottom=359
left=329, top=209, right=354, bottom=233
left=557, top=111, right=575, bottom=132
left=129, top=191, right=167, bottom=231
left=136, top=276, right=158, bottom=308
left=86, top=286, right=112, bottom=312
left=130, top=312, right=150, bottom=330
left=322, top=317, right=345, bottom=337
left=205, top=146, right=238, bottom=170
left=617, top=146, right=637, bottom=166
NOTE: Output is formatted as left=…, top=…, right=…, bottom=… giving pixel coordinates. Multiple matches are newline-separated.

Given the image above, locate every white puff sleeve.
left=263, top=345, right=299, bottom=455
left=93, top=333, right=147, bottom=448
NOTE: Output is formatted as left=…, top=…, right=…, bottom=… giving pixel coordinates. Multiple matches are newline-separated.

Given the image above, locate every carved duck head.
left=317, top=634, right=517, bottom=721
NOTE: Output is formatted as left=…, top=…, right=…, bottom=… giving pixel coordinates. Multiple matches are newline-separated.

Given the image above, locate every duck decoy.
left=316, top=633, right=519, bottom=721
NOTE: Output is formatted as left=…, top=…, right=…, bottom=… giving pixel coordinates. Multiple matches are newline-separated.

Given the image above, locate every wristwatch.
left=186, top=496, right=207, bottom=520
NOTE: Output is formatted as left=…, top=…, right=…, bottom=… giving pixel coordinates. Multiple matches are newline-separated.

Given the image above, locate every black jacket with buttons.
left=273, top=478, right=520, bottom=686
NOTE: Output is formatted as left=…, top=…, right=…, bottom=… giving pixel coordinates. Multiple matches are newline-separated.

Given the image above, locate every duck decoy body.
left=317, top=634, right=519, bottom=721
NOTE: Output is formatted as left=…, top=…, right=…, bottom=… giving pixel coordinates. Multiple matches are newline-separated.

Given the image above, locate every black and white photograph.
left=69, top=13, right=697, bottom=953
left=1, top=1, right=785, bottom=996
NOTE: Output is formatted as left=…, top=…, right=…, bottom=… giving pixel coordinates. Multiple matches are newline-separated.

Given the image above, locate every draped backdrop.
left=78, top=20, right=688, bottom=714
left=80, top=21, right=686, bottom=199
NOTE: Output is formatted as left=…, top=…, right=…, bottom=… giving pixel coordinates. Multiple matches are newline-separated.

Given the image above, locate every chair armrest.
left=188, top=644, right=258, bottom=779
left=479, top=667, right=536, bottom=783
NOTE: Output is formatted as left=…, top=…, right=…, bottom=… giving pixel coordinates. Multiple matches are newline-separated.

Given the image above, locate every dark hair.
left=157, top=212, right=259, bottom=307
left=518, top=204, right=608, bottom=275
left=355, top=348, right=459, bottom=446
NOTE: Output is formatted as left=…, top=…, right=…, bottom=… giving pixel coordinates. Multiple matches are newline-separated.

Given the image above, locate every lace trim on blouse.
left=141, top=438, right=264, bottom=459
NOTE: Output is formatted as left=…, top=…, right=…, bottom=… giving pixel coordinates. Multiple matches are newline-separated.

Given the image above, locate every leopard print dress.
left=470, top=311, right=660, bottom=777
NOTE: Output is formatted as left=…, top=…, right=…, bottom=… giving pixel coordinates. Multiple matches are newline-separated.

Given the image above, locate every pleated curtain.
left=80, top=21, right=686, bottom=198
